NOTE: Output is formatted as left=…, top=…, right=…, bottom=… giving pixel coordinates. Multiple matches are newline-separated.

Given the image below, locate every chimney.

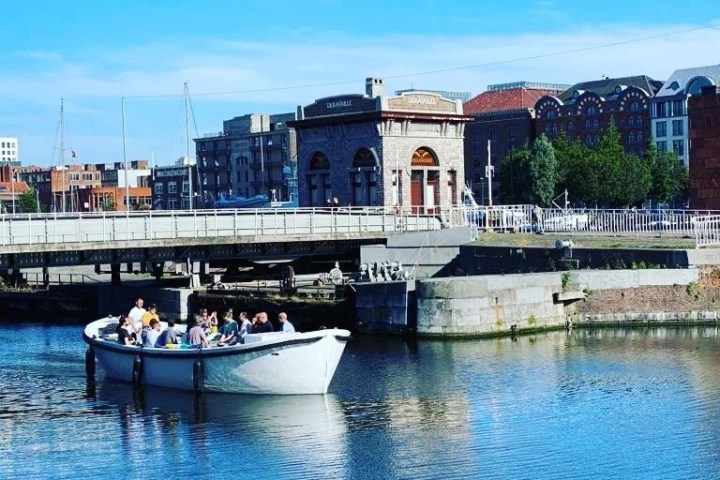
left=366, top=77, right=384, bottom=98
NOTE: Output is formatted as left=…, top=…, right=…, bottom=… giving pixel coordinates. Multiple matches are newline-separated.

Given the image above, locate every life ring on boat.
left=85, top=346, right=95, bottom=378
left=132, top=354, right=143, bottom=386
left=193, top=358, right=204, bottom=392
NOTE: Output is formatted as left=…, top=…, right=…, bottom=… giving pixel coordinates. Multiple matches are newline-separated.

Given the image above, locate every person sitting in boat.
left=188, top=317, right=209, bottom=348
left=278, top=312, right=295, bottom=333
left=238, top=311, right=252, bottom=339
left=217, top=312, right=239, bottom=346
left=140, top=304, right=159, bottom=344
left=145, top=318, right=162, bottom=348
left=156, top=319, right=179, bottom=347
left=116, top=315, right=136, bottom=346
left=198, top=308, right=217, bottom=335
left=253, top=312, right=274, bottom=333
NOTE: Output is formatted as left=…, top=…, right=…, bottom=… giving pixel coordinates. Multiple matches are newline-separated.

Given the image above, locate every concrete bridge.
left=0, top=207, right=466, bottom=286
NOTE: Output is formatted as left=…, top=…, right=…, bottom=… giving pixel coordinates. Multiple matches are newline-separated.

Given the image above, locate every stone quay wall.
left=415, top=269, right=702, bottom=337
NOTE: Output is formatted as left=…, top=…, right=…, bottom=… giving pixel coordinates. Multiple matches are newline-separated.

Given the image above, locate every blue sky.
left=1, top=0, right=719, bottom=166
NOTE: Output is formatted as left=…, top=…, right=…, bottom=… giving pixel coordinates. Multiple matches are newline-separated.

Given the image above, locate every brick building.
left=535, top=75, right=663, bottom=155
left=463, top=82, right=568, bottom=203
left=290, top=78, right=471, bottom=212
left=688, top=86, right=720, bottom=209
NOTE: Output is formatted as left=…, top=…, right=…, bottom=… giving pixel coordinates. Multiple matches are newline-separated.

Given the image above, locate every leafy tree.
left=101, top=196, right=116, bottom=212
left=497, top=144, right=532, bottom=204
left=592, top=120, right=626, bottom=206
left=645, top=142, right=688, bottom=206
left=552, top=132, right=596, bottom=207
left=528, top=134, right=558, bottom=206
left=18, top=189, right=42, bottom=213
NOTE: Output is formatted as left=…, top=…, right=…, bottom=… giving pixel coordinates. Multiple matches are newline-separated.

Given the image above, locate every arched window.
left=687, top=76, right=714, bottom=96
left=629, top=101, right=642, bottom=112
left=411, top=147, right=438, bottom=167
left=306, top=152, right=331, bottom=206
left=545, top=109, right=556, bottom=120
left=351, top=148, right=378, bottom=206
left=567, top=121, right=575, bottom=134
left=586, top=105, right=599, bottom=116
left=628, top=132, right=635, bottom=143
left=593, top=119, right=599, bottom=130
left=637, top=132, right=643, bottom=144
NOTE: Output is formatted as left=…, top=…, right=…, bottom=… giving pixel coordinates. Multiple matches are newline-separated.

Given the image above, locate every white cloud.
left=3, top=22, right=720, bottom=164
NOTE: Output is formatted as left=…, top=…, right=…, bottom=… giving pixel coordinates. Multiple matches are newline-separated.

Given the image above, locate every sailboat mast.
left=122, top=97, right=129, bottom=212
left=184, top=82, right=193, bottom=210
left=60, top=98, right=66, bottom=212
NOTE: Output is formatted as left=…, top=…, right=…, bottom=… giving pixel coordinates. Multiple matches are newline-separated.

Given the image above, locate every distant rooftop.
left=395, top=89, right=471, bottom=102
left=487, top=81, right=572, bottom=92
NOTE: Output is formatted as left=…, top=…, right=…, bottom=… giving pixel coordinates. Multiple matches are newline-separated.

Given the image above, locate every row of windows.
left=543, top=100, right=641, bottom=120
left=655, top=140, right=685, bottom=155
left=1, top=141, right=16, bottom=148
left=1, top=150, right=16, bottom=156
left=655, top=120, right=684, bottom=138
left=627, top=132, right=644, bottom=144
left=652, top=100, right=685, bottom=118
left=153, top=181, right=189, bottom=195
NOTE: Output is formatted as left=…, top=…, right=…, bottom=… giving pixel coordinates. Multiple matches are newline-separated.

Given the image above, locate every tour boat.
left=82, top=317, right=350, bottom=395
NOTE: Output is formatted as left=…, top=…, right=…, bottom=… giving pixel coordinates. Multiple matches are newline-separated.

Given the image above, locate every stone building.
left=290, top=78, right=471, bottom=212
left=688, top=85, right=720, bottom=209
left=535, top=75, right=663, bottom=155
left=463, top=81, right=569, bottom=203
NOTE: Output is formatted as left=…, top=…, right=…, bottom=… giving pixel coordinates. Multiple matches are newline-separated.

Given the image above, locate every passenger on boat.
left=253, top=312, right=274, bottom=333
left=217, top=312, right=239, bottom=346
left=128, top=298, right=146, bottom=340
left=140, top=304, right=159, bottom=344
left=116, top=315, right=136, bottom=346
left=188, top=317, right=209, bottom=348
left=156, top=320, right=179, bottom=347
left=198, top=309, right=216, bottom=335
left=238, top=311, right=252, bottom=338
left=145, top=318, right=162, bottom=347
left=278, top=312, right=295, bottom=333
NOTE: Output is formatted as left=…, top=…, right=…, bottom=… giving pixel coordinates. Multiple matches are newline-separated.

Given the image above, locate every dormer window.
left=668, top=81, right=680, bottom=91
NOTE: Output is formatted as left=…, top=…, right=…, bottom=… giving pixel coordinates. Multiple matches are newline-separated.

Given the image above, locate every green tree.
left=592, top=121, right=626, bottom=206
left=18, top=188, right=42, bottom=213
left=101, top=196, right=116, bottom=211
left=552, top=132, right=596, bottom=207
left=528, top=134, right=558, bottom=206
left=645, top=142, right=689, bottom=206
left=498, top=144, right=532, bottom=204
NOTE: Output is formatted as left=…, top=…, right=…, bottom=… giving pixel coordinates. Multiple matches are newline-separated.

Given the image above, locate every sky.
left=1, top=0, right=719, bottom=167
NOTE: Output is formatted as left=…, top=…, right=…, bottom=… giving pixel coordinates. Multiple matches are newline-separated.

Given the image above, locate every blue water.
left=2, top=321, right=720, bottom=479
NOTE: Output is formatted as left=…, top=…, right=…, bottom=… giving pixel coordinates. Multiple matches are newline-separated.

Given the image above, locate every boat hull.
left=83, top=318, right=350, bottom=395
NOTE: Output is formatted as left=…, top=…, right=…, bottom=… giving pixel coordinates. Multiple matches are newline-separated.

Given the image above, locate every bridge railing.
left=0, top=206, right=453, bottom=246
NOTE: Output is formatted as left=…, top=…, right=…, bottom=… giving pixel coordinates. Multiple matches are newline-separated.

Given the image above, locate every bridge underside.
left=0, top=237, right=384, bottom=270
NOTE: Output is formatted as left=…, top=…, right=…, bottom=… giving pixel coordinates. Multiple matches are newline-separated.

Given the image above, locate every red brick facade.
left=688, top=87, right=720, bottom=210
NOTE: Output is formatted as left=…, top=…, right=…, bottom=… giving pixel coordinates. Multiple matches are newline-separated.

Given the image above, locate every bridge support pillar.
left=188, top=259, right=201, bottom=289
left=126, top=263, right=133, bottom=274
left=42, top=266, right=50, bottom=289
left=111, top=263, right=122, bottom=286
left=94, top=264, right=101, bottom=275
left=152, top=262, right=164, bottom=283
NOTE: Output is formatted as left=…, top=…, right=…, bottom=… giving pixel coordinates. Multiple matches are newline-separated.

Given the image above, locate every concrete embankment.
left=414, top=268, right=706, bottom=337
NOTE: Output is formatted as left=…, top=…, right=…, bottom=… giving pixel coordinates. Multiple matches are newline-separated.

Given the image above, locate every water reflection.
left=94, top=381, right=349, bottom=479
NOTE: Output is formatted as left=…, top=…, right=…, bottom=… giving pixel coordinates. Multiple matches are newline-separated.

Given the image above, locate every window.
left=182, top=181, right=189, bottom=193
left=544, top=110, right=556, bottom=120
left=586, top=105, right=598, bottom=116
left=655, top=121, right=667, bottom=138
left=155, top=183, right=164, bottom=195
left=671, top=100, right=685, bottom=116
left=168, top=199, right=177, bottom=210
left=637, top=132, right=643, bottom=144
left=566, top=121, right=574, bottom=134
left=654, top=102, right=667, bottom=118
left=629, top=101, right=642, bottom=112
left=168, top=182, right=177, bottom=194
left=628, top=132, right=635, bottom=144
left=672, top=120, right=684, bottom=136
left=673, top=140, right=685, bottom=155
left=657, top=141, right=667, bottom=152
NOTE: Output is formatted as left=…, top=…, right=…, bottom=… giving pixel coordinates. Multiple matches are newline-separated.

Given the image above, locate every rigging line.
left=118, top=22, right=719, bottom=100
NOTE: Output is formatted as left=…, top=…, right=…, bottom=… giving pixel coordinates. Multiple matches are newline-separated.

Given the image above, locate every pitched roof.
left=558, top=75, right=663, bottom=104
left=654, top=64, right=720, bottom=98
left=463, top=88, right=564, bottom=115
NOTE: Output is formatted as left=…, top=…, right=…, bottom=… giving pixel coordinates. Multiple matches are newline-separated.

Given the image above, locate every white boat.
left=83, top=317, right=351, bottom=395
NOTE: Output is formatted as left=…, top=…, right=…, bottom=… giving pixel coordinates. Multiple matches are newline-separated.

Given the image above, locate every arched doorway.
left=410, top=147, right=439, bottom=214
left=306, top=152, right=331, bottom=207
left=350, top=148, right=378, bottom=206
